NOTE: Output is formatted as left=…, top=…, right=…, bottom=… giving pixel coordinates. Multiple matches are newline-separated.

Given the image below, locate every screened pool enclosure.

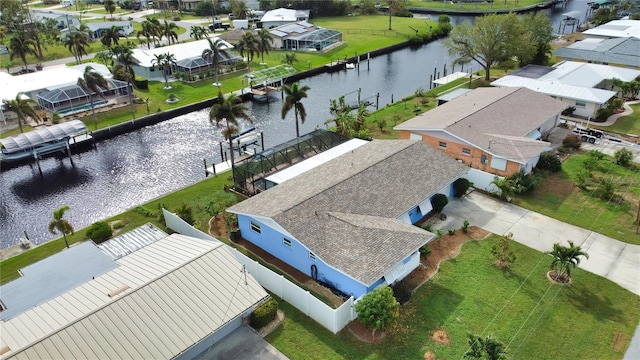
left=37, top=79, right=130, bottom=113
left=282, top=28, right=342, bottom=51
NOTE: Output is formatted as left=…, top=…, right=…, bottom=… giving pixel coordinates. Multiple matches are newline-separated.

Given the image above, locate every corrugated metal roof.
left=0, top=120, right=87, bottom=154
left=583, top=19, right=640, bottom=39
left=491, top=76, right=616, bottom=103
left=0, top=234, right=267, bottom=359
left=98, top=223, right=167, bottom=260
left=553, top=37, right=640, bottom=67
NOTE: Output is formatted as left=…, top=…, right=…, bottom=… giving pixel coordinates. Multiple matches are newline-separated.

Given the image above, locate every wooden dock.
left=205, top=154, right=253, bottom=176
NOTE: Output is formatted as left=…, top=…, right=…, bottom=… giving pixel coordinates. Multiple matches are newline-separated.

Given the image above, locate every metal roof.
left=0, top=120, right=87, bottom=154
left=261, top=8, right=309, bottom=23
left=582, top=19, right=640, bottom=39
left=435, top=88, right=472, bottom=102
left=97, top=223, right=168, bottom=260
left=132, top=38, right=233, bottom=68
left=0, top=234, right=268, bottom=359
left=553, top=37, right=640, bottom=67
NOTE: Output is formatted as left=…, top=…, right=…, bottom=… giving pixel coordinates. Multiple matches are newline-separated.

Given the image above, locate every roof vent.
left=108, top=285, right=130, bottom=298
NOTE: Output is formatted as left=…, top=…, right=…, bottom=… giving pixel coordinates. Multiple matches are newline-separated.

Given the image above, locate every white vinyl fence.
left=163, top=209, right=357, bottom=334
left=462, top=168, right=502, bottom=195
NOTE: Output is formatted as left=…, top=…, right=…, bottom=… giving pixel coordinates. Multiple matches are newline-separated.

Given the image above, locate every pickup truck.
left=208, top=22, right=230, bottom=31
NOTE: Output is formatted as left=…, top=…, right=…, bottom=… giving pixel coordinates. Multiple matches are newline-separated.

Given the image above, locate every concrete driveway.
left=433, top=191, right=640, bottom=296
left=193, top=326, right=289, bottom=360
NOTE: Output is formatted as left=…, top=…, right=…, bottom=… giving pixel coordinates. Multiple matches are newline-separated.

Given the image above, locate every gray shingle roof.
left=553, top=37, right=640, bottom=67
left=394, top=87, right=566, bottom=162
left=229, top=140, right=468, bottom=285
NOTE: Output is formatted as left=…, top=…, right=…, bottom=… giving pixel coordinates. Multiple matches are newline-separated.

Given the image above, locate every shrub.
left=583, top=155, right=598, bottom=171
left=419, top=245, right=431, bottom=256
left=436, top=229, right=444, bottom=239
left=561, top=106, right=576, bottom=116
left=133, top=206, right=155, bottom=217
left=453, top=178, right=472, bottom=197
left=596, top=107, right=613, bottom=121
left=610, top=97, right=624, bottom=110
left=588, top=149, right=606, bottom=160
left=448, top=229, right=456, bottom=236
left=175, top=203, right=194, bottom=225
left=430, top=193, right=449, bottom=213
left=614, top=148, right=634, bottom=167
left=596, top=177, right=617, bottom=200
left=421, top=222, right=434, bottom=232
left=461, top=220, right=470, bottom=233
left=536, top=152, right=561, bottom=172
left=562, top=134, right=581, bottom=151
left=86, top=221, right=113, bottom=243
left=250, top=298, right=278, bottom=329
left=391, top=281, right=413, bottom=305
left=133, top=76, right=148, bottom=90
left=355, top=286, right=399, bottom=331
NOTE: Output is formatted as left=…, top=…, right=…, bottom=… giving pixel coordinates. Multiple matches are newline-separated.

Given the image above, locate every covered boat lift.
left=558, top=11, right=582, bottom=33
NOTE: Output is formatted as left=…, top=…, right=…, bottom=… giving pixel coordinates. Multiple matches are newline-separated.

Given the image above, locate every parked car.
left=209, top=22, right=230, bottom=31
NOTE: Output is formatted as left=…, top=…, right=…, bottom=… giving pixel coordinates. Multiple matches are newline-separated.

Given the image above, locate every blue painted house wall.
left=237, top=215, right=370, bottom=298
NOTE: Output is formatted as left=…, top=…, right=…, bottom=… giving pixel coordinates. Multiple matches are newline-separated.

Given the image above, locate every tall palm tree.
left=65, top=31, right=90, bottom=64
left=138, top=18, right=160, bottom=48
left=202, top=38, right=230, bottom=86
left=235, top=31, right=258, bottom=73
left=257, top=28, right=273, bottom=65
left=2, top=93, right=41, bottom=133
left=112, top=45, right=139, bottom=116
left=231, top=0, right=250, bottom=19
left=104, top=0, right=116, bottom=19
left=209, top=91, right=251, bottom=168
left=152, top=52, right=177, bottom=89
left=9, top=34, right=37, bottom=70
left=548, top=241, right=589, bottom=282
left=78, top=66, right=109, bottom=130
left=101, top=25, right=123, bottom=48
left=162, top=20, right=179, bottom=45
left=48, top=205, right=74, bottom=249
left=190, top=25, right=208, bottom=40
left=281, top=82, right=310, bottom=138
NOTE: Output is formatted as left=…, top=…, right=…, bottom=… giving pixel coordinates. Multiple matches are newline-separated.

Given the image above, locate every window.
left=438, top=141, right=447, bottom=148
left=283, top=238, right=292, bottom=248
left=481, top=154, right=487, bottom=164
left=309, top=252, right=316, bottom=261
left=250, top=221, right=261, bottom=234
left=575, top=100, right=586, bottom=108
left=462, top=148, right=471, bottom=155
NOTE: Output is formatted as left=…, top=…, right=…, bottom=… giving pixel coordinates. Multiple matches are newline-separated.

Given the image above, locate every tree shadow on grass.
left=563, top=282, right=623, bottom=322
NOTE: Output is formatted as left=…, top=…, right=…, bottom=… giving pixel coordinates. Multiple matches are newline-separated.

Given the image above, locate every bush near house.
left=251, top=298, right=279, bottom=329
left=430, top=193, right=449, bottom=213
left=85, top=221, right=113, bottom=243
left=453, top=178, right=472, bottom=197
left=562, top=134, right=581, bottom=151
left=535, top=152, right=561, bottom=173
left=355, top=285, right=399, bottom=331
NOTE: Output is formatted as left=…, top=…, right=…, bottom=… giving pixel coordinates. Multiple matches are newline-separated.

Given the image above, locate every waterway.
left=0, top=4, right=594, bottom=248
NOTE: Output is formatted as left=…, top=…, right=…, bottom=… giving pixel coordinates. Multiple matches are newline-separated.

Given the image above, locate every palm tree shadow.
left=564, top=283, right=623, bottom=322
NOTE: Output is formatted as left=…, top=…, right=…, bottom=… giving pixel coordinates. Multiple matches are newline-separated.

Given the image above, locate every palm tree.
left=152, top=52, right=177, bottom=89
left=48, top=205, right=74, bottom=249
left=232, top=0, right=250, bottom=19
left=281, top=52, right=298, bottom=66
left=235, top=30, right=258, bottom=73
left=257, top=28, right=273, bottom=65
left=548, top=241, right=589, bottom=282
left=202, top=38, right=230, bottom=86
left=78, top=66, right=109, bottom=130
left=101, top=25, right=123, bottom=48
left=210, top=91, right=252, bottom=169
left=9, top=34, right=37, bottom=70
left=138, top=18, right=161, bottom=48
left=2, top=93, right=41, bottom=133
left=281, top=82, right=310, bottom=138
left=104, top=0, right=116, bottom=19
left=65, top=31, right=90, bottom=64
left=112, top=45, right=139, bottom=116
left=190, top=25, right=208, bottom=40
left=162, top=20, right=179, bottom=45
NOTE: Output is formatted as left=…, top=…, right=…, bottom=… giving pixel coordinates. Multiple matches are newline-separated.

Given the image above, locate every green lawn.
left=407, top=0, right=542, bottom=12
left=267, top=236, right=640, bottom=359
left=594, top=104, right=640, bottom=137
left=513, top=153, right=640, bottom=245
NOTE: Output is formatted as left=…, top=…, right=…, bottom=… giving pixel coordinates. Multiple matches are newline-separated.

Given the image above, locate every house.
left=582, top=19, right=640, bottom=39
left=490, top=61, right=640, bottom=118
left=553, top=37, right=640, bottom=69
left=130, top=38, right=238, bottom=80
left=227, top=139, right=469, bottom=299
left=29, top=10, right=79, bottom=30
left=269, top=21, right=342, bottom=51
left=260, top=8, right=310, bottom=29
left=394, top=87, right=566, bottom=177
left=86, top=21, right=134, bottom=41
left=0, top=226, right=268, bottom=360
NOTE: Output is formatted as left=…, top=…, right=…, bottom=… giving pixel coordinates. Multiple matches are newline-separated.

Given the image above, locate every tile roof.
left=394, top=87, right=565, bottom=162
left=553, top=37, right=640, bottom=67
left=229, top=140, right=468, bottom=285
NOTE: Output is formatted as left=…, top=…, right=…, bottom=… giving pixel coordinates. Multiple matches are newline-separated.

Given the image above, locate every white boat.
left=1, top=120, right=90, bottom=164
left=223, top=128, right=261, bottom=150
left=345, top=63, right=355, bottom=69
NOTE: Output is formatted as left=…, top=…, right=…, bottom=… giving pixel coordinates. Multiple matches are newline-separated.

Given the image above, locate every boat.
left=1, top=120, right=91, bottom=164
left=222, top=127, right=262, bottom=151
left=345, top=63, right=355, bottom=70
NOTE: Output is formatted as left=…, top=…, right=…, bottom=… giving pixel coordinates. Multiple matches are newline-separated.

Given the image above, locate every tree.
left=161, top=20, right=179, bottom=45
left=235, top=30, right=258, bottom=73
left=354, top=286, right=399, bottom=333
left=230, top=0, right=249, bottom=19
left=491, top=232, right=517, bottom=268
left=48, top=205, right=74, bottom=249
left=104, top=0, right=116, bottom=19
left=281, top=52, right=298, bottom=66
left=430, top=193, right=448, bottom=213
left=548, top=241, right=589, bottom=283
left=78, top=66, right=109, bottom=130
left=209, top=91, right=252, bottom=168
left=152, top=52, right=177, bottom=89
left=281, top=82, right=310, bottom=138
left=190, top=25, right=209, bottom=40
left=202, top=38, right=230, bottom=87
left=138, top=18, right=161, bottom=48
left=257, top=28, right=273, bottom=65
left=2, top=92, right=41, bottom=133
left=464, top=334, right=507, bottom=360
left=112, top=45, right=139, bottom=115
left=65, top=31, right=90, bottom=64
left=101, top=25, right=123, bottom=48
left=444, top=13, right=535, bottom=81
left=0, top=25, right=8, bottom=45
left=521, top=12, right=554, bottom=66
left=614, top=148, right=634, bottom=167
left=9, top=34, right=37, bottom=70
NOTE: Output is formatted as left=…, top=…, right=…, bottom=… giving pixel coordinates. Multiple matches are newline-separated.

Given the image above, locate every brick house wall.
left=400, top=130, right=522, bottom=177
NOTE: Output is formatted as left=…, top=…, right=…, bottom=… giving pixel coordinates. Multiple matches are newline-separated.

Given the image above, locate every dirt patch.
left=431, top=329, right=451, bottom=346
left=611, top=331, right=627, bottom=352
left=208, top=213, right=229, bottom=238
left=551, top=32, right=584, bottom=49
left=424, top=351, right=436, bottom=360
left=536, top=172, right=576, bottom=199
left=347, top=319, right=386, bottom=344
left=547, top=270, right=573, bottom=285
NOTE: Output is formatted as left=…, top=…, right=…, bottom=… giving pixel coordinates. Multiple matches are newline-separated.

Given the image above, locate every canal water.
left=0, top=4, right=593, bottom=248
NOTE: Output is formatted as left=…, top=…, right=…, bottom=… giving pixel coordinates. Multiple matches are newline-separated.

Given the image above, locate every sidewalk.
left=434, top=191, right=640, bottom=296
